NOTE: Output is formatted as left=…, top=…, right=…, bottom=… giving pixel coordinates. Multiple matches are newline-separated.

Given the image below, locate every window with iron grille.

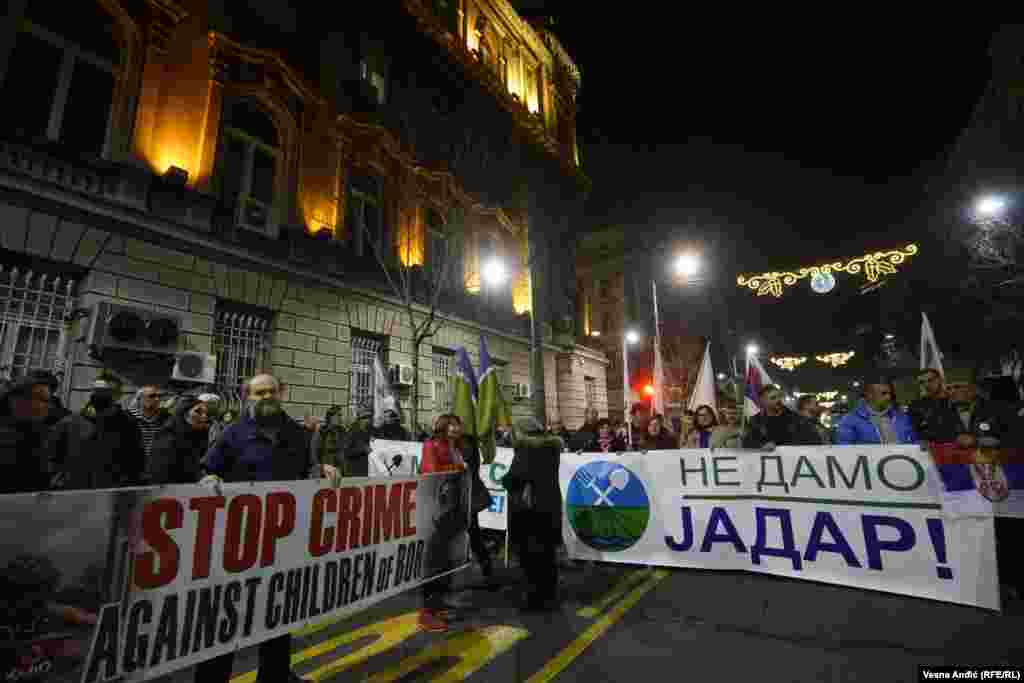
left=0, top=267, right=75, bottom=388
left=212, top=302, right=271, bottom=407
left=584, top=376, right=597, bottom=409
left=432, top=348, right=453, bottom=413
left=351, top=335, right=384, bottom=412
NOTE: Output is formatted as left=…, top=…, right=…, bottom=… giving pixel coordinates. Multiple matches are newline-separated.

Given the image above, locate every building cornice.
left=400, top=0, right=590, bottom=192
left=338, top=114, right=520, bottom=233
left=208, top=32, right=325, bottom=110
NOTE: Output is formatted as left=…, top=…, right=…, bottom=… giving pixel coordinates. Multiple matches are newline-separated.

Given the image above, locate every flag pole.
left=652, top=279, right=663, bottom=416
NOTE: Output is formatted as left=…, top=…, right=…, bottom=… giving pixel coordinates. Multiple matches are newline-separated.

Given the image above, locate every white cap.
left=197, top=393, right=221, bottom=403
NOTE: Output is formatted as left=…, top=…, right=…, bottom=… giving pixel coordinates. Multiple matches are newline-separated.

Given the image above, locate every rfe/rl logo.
left=566, top=461, right=651, bottom=552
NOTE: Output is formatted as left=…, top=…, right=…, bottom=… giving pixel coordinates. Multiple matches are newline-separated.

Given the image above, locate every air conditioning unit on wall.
left=172, top=353, right=217, bottom=383
left=87, top=302, right=181, bottom=357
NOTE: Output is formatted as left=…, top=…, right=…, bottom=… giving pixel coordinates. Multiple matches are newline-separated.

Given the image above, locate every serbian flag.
left=929, top=444, right=1024, bottom=519
left=744, top=354, right=774, bottom=418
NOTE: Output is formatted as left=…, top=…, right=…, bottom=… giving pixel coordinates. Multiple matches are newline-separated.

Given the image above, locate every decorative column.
left=196, top=35, right=229, bottom=192
left=133, top=14, right=174, bottom=164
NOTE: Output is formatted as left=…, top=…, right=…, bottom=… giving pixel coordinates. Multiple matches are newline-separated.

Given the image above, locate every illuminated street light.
left=626, top=330, right=640, bottom=345
left=675, top=252, right=700, bottom=279
left=746, top=344, right=759, bottom=356
left=885, top=333, right=895, bottom=340
left=976, top=195, right=1007, bottom=217
left=591, top=331, right=601, bottom=337
left=717, top=373, right=726, bottom=380
left=482, top=259, right=507, bottom=286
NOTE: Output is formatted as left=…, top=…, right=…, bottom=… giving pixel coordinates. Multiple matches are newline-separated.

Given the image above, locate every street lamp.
left=746, top=344, right=759, bottom=356
left=675, top=252, right=701, bottom=279
left=652, top=251, right=702, bottom=416
left=976, top=195, right=1007, bottom=218
left=482, top=259, right=507, bottom=286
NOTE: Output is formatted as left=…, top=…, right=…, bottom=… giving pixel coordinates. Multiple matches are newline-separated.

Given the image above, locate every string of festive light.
left=736, top=244, right=918, bottom=297
left=816, top=351, right=856, bottom=368
left=770, top=356, right=807, bottom=371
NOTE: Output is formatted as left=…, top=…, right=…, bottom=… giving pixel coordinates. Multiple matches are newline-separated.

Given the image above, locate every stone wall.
left=555, top=344, right=609, bottom=429
left=0, top=199, right=559, bottom=427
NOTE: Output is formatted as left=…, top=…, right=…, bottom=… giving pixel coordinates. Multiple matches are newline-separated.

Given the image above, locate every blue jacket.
left=837, top=402, right=917, bottom=446
left=204, top=413, right=312, bottom=482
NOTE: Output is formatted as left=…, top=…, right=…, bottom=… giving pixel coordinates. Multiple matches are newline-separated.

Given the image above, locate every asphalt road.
left=157, top=559, right=1023, bottom=683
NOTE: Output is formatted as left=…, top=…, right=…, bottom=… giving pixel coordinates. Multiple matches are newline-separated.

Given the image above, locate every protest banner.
left=370, top=441, right=515, bottom=531
left=560, top=446, right=1000, bottom=610
left=0, top=473, right=468, bottom=682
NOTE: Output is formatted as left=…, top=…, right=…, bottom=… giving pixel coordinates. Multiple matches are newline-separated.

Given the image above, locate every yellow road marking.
left=526, top=569, right=670, bottom=683
left=576, top=568, right=652, bottom=618
left=363, top=625, right=530, bottom=683
left=230, top=612, right=421, bottom=683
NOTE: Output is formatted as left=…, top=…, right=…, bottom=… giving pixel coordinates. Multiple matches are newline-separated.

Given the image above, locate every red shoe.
left=418, top=608, right=448, bottom=633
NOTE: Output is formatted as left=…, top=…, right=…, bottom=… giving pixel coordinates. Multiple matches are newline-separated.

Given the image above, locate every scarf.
left=866, top=405, right=897, bottom=445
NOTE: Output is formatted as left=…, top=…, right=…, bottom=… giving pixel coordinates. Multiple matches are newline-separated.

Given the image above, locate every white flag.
left=688, top=342, right=717, bottom=413
left=920, top=312, right=944, bottom=378
left=373, top=357, right=400, bottom=428
left=744, top=353, right=775, bottom=418
left=653, top=282, right=665, bottom=415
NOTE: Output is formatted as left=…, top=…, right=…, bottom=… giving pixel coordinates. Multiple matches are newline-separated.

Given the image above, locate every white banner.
left=0, top=474, right=469, bottom=682
left=369, top=441, right=515, bottom=531
left=560, top=446, right=1000, bottom=610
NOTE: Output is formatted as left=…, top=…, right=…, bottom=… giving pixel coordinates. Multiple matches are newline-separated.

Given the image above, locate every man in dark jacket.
left=501, top=417, right=563, bottom=611
left=373, top=408, right=411, bottom=441
left=340, top=401, right=374, bottom=477
left=743, top=385, right=823, bottom=448
left=945, top=367, right=1017, bottom=448
left=69, top=374, right=146, bottom=489
left=909, top=368, right=962, bottom=444
left=197, top=373, right=318, bottom=683
left=0, top=373, right=54, bottom=494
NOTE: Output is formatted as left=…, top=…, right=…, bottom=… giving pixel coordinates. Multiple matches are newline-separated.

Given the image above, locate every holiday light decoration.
left=770, top=356, right=807, bottom=372
left=816, top=351, right=856, bottom=368
left=817, top=391, right=839, bottom=401
left=736, top=244, right=918, bottom=297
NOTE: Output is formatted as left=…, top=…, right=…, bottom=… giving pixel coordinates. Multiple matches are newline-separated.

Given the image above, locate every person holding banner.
left=502, top=417, right=564, bottom=611
left=459, top=431, right=498, bottom=587
left=419, top=414, right=470, bottom=632
left=743, top=385, right=823, bottom=449
left=196, top=374, right=322, bottom=683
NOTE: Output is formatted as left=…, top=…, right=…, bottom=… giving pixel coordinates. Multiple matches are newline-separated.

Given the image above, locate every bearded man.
left=196, top=373, right=335, bottom=683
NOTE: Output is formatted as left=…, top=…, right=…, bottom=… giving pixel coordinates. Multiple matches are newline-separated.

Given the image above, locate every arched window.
left=217, top=100, right=282, bottom=237
left=0, top=1, right=120, bottom=158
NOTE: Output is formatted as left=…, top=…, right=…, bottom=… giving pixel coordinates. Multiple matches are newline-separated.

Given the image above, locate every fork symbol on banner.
left=578, top=468, right=631, bottom=506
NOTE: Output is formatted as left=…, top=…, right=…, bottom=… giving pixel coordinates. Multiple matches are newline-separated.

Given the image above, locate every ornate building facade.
left=0, top=0, right=605, bottom=427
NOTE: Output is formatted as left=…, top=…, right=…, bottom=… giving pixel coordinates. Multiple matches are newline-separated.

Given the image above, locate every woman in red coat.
left=418, top=414, right=468, bottom=632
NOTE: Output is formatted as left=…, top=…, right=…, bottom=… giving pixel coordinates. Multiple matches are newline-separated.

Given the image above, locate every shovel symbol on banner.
left=579, top=467, right=631, bottom=506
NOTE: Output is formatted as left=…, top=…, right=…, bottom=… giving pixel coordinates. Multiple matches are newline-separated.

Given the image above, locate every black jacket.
left=502, top=433, right=563, bottom=528
left=743, top=409, right=824, bottom=448
left=373, top=422, right=411, bottom=441
left=586, top=433, right=628, bottom=453
left=72, top=405, right=145, bottom=489
left=148, top=399, right=209, bottom=484
left=908, top=397, right=962, bottom=443
left=0, top=417, right=52, bottom=495
left=340, top=424, right=372, bottom=477
left=638, top=430, right=678, bottom=451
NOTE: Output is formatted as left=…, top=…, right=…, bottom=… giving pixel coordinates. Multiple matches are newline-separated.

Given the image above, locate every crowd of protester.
left=2, top=362, right=1024, bottom=677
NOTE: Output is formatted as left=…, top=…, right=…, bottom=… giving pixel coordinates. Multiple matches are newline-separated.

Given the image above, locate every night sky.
left=513, top=8, right=1000, bottom=362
